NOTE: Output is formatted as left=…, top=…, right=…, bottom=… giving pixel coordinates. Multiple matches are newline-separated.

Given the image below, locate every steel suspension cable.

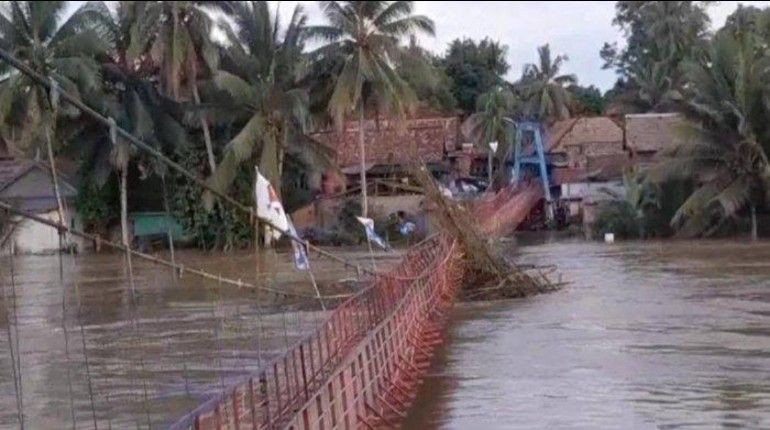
left=0, top=200, right=354, bottom=301
left=58, top=232, right=78, bottom=429
left=0, top=47, right=376, bottom=278
left=74, top=279, right=99, bottom=430
left=3, top=249, right=24, bottom=428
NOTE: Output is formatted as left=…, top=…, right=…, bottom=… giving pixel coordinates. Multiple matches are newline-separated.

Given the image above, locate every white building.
left=0, top=158, right=84, bottom=254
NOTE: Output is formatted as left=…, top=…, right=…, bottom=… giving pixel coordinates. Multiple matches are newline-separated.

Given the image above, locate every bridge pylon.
left=511, top=121, right=554, bottom=222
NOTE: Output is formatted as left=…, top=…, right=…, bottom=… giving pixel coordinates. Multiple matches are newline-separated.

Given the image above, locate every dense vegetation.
left=599, top=2, right=770, bottom=239
left=0, top=1, right=768, bottom=245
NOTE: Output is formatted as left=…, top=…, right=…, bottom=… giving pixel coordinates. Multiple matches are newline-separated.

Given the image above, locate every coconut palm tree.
left=308, top=1, right=435, bottom=216
left=0, top=1, right=113, bottom=226
left=648, top=31, right=770, bottom=239
left=125, top=1, right=228, bottom=175
left=462, top=85, right=518, bottom=185
left=518, top=44, right=576, bottom=122
left=204, top=1, right=335, bottom=203
left=55, top=1, right=194, bottom=244
left=609, top=60, right=681, bottom=114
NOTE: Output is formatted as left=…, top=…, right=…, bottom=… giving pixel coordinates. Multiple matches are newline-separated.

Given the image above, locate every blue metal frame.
left=511, top=121, right=554, bottom=221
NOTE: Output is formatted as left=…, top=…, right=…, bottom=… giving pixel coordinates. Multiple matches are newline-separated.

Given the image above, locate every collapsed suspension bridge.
left=0, top=48, right=555, bottom=429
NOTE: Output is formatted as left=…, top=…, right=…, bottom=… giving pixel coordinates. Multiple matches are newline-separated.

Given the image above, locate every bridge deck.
left=169, top=181, right=542, bottom=429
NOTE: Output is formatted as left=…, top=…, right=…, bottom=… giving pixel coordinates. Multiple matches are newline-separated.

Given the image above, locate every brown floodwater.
left=0, top=248, right=390, bottom=429
left=3, top=239, right=770, bottom=429
left=406, top=238, right=770, bottom=429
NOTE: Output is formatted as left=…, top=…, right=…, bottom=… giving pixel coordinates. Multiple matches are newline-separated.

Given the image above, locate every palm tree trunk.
left=191, top=81, right=216, bottom=174
left=358, top=105, right=368, bottom=217
left=45, top=128, right=66, bottom=235
left=750, top=203, right=758, bottom=241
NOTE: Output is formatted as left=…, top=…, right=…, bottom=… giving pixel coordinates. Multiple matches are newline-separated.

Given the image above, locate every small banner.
left=399, top=221, right=416, bottom=236
left=287, top=220, right=310, bottom=271
left=356, top=216, right=391, bottom=251
left=254, top=169, right=289, bottom=240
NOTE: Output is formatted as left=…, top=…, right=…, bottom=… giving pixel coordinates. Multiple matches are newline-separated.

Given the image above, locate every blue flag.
left=287, top=220, right=309, bottom=271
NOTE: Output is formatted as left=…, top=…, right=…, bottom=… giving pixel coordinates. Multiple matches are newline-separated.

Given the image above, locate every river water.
left=0, top=249, right=381, bottom=429
left=2, top=240, right=770, bottom=429
left=407, top=239, right=770, bottom=429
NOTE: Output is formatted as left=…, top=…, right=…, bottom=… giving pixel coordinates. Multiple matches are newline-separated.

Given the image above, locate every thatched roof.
left=625, top=113, right=685, bottom=153
left=546, top=117, right=624, bottom=153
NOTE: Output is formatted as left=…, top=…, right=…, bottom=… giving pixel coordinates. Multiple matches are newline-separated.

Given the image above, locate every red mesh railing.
left=472, top=181, right=544, bottom=236
left=168, top=234, right=462, bottom=430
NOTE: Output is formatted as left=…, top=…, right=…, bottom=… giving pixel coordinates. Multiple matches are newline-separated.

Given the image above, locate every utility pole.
left=488, top=141, right=498, bottom=189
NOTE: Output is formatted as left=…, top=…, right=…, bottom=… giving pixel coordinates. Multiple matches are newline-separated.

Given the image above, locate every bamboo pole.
left=0, top=47, right=372, bottom=277
left=0, top=201, right=355, bottom=300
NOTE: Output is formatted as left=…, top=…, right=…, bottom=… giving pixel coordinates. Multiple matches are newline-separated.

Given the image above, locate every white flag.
left=255, top=168, right=289, bottom=240
left=356, top=216, right=391, bottom=251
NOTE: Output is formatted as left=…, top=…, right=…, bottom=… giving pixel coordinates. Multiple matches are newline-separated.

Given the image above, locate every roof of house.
left=0, top=159, right=35, bottom=191
left=625, top=113, right=686, bottom=153
left=311, top=116, right=459, bottom=168
left=546, top=117, right=624, bottom=153
left=0, top=158, right=78, bottom=213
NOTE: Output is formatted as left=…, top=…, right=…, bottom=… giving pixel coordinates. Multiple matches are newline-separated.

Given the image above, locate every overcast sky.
left=63, top=1, right=770, bottom=91
left=271, top=1, right=770, bottom=91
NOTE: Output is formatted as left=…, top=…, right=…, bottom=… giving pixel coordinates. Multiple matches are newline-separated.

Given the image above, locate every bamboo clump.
left=411, top=165, right=561, bottom=300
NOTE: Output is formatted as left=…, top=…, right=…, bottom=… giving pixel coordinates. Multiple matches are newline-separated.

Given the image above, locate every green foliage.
left=0, top=1, right=112, bottom=153
left=308, top=1, right=435, bottom=126
left=76, top=175, right=119, bottom=233
left=441, top=38, right=509, bottom=112
left=593, top=200, right=642, bottom=239
left=170, top=141, right=252, bottom=250
left=648, top=22, right=770, bottom=237
left=601, top=1, right=711, bottom=113
left=517, top=44, right=576, bottom=122
left=568, top=85, right=605, bottom=116
left=396, top=37, right=457, bottom=112
left=596, top=168, right=655, bottom=238
left=462, top=85, right=518, bottom=182
left=205, top=1, right=328, bottom=202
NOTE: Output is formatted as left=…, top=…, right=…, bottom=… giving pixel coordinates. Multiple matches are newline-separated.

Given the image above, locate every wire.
left=0, top=47, right=378, bottom=278
left=0, top=201, right=355, bottom=301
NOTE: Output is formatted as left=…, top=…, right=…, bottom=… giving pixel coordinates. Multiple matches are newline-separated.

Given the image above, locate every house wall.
left=560, top=181, right=624, bottom=200
left=8, top=209, right=86, bottom=254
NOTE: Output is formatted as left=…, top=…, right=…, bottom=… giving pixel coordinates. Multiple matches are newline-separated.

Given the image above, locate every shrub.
left=593, top=200, right=642, bottom=239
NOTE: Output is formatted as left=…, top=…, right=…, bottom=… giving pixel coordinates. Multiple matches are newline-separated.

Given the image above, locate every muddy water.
left=408, top=239, right=770, bottom=429
left=0, top=249, right=384, bottom=429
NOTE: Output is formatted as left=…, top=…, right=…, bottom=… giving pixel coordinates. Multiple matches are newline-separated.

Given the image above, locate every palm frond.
left=206, top=115, right=265, bottom=199
left=379, top=15, right=435, bottom=37
left=213, top=70, right=257, bottom=107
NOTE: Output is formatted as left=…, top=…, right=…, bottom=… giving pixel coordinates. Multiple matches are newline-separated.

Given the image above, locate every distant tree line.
left=1, top=1, right=768, bottom=245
